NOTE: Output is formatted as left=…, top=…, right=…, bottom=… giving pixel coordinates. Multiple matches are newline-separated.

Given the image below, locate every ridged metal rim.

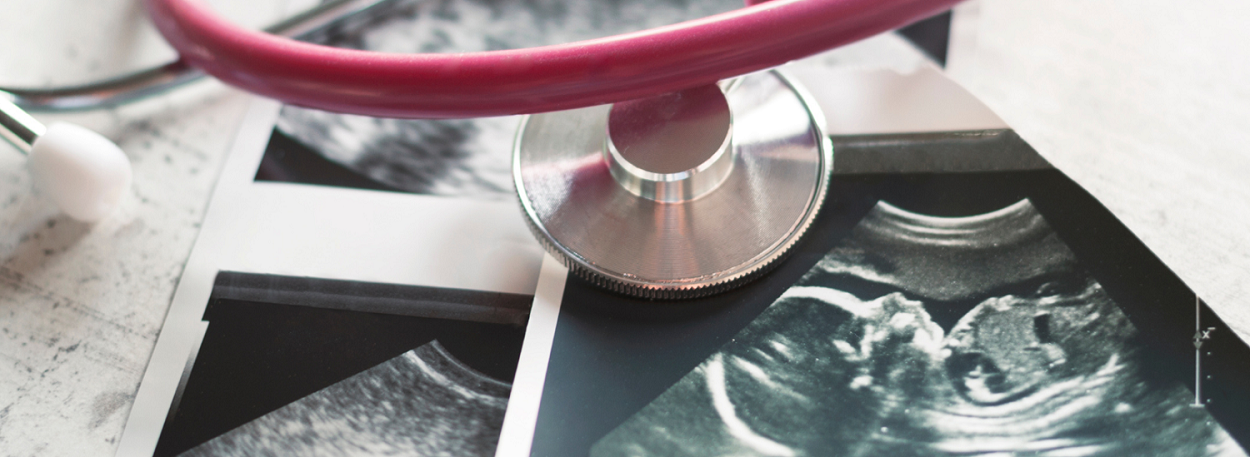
left=513, top=69, right=832, bottom=300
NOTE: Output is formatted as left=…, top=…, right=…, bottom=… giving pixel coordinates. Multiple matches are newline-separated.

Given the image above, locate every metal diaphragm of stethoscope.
left=1, top=0, right=961, bottom=298
left=515, top=74, right=830, bottom=298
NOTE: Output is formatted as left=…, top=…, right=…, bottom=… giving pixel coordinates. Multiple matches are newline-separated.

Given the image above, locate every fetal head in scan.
left=593, top=199, right=1244, bottom=457
left=940, top=279, right=1117, bottom=407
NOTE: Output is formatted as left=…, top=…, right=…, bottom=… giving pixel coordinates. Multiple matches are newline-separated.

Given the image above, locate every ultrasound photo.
left=526, top=131, right=1250, bottom=457
left=262, top=0, right=742, bottom=198
left=258, top=0, right=938, bottom=197
left=153, top=273, right=530, bottom=457
left=181, top=341, right=509, bottom=456
left=592, top=200, right=1244, bottom=456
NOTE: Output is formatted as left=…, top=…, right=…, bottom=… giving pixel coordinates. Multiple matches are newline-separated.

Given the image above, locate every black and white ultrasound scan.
left=593, top=200, right=1235, bottom=456
left=151, top=273, right=532, bottom=457
left=181, top=341, right=509, bottom=456
left=529, top=131, right=1250, bottom=457
left=255, top=0, right=743, bottom=198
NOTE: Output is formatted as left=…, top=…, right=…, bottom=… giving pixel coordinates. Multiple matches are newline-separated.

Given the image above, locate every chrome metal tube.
left=0, top=92, right=46, bottom=154
left=1, top=0, right=405, bottom=111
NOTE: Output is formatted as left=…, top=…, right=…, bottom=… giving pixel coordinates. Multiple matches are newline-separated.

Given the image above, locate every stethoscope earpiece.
left=3, top=95, right=131, bottom=222
left=28, top=123, right=132, bottom=222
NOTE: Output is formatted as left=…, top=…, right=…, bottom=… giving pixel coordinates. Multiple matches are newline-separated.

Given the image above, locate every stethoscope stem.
left=0, top=93, right=44, bottom=154
left=0, top=0, right=402, bottom=112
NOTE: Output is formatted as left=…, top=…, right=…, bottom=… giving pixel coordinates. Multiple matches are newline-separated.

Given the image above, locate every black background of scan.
left=254, top=129, right=405, bottom=192
left=530, top=134, right=1250, bottom=456
left=153, top=293, right=529, bottom=456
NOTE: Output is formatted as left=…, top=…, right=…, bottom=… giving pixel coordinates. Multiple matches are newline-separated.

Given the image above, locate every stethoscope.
left=2, top=0, right=960, bottom=298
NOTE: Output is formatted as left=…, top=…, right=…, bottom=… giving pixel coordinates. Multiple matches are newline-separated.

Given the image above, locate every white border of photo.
left=115, top=98, right=549, bottom=456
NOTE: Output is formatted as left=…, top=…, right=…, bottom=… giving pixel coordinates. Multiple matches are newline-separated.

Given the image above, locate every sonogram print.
left=180, top=341, right=509, bottom=457
left=273, top=0, right=740, bottom=198
left=592, top=200, right=1246, bottom=457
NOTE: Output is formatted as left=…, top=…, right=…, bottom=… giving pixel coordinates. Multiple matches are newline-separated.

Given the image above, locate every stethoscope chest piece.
left=513, top=70, right=832, bottom=299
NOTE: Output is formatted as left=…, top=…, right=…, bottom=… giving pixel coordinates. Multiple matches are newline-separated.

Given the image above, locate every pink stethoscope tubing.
left=145, top=0, right=960, bottom=119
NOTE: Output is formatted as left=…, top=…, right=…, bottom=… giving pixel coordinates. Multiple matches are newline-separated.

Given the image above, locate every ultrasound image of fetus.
left=274, top=0, right=741, bottom=199
left=922, top=279, right=1237, bottom=457
left=592, top=200, right=1246, bottom=457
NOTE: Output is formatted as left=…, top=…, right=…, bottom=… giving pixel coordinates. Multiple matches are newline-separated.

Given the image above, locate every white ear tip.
left=27, top=122, right=132, bottom=222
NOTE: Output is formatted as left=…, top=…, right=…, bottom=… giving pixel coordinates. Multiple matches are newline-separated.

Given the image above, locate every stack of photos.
left=121, top=0, right=767, bottom=454
left=117, top=0, right=1250, bottom=456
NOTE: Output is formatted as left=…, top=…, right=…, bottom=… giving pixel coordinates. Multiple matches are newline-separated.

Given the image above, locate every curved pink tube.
left=146, top=0, right=959, bottom=118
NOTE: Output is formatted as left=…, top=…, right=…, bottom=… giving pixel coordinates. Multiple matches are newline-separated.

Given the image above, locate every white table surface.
left=0, top=0, right=1246, bottom=455
left=944, top=0, right=1250, bottom=339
